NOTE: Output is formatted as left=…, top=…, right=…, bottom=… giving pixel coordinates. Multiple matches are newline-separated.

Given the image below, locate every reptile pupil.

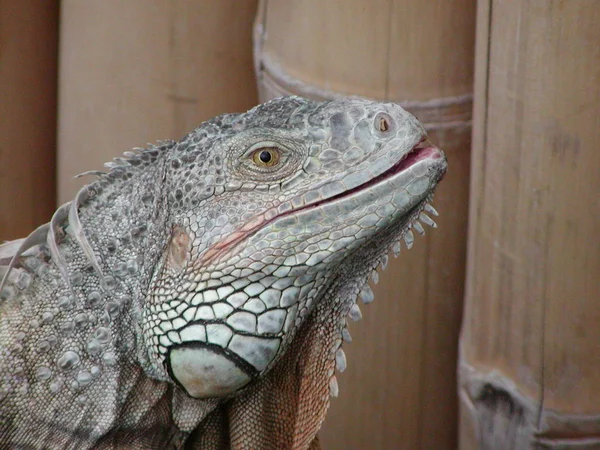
left=259, top=151, right=272, bottom=163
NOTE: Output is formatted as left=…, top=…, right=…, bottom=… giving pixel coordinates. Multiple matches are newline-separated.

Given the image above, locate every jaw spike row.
left=359, top=284, right=375, bottom=304
left=335, top=348, right=347, bottom=373
left=413, top=221, right=425, bottom=235
left=329, top=376, right=339, bottom=397
left=419, top=213, right=437, bottom=228
left=342, top=327, right=352, bottom=343
left=371, top=270, right=379, bottom=284
left=348, top=304, right=362, bottom=322
left=424, top=203, right=439, bottom=216
left=404, top=230, right=415, bottom=249
left=380, top=254, right=389, bottom=270
left=392, top=241, right=402, bottom=257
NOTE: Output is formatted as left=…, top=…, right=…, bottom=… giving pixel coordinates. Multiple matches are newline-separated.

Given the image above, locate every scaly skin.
left=0, top=96, right=447, bottom=449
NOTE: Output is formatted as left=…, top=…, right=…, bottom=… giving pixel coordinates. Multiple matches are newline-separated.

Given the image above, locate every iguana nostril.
left=379, top=117, right=389, bottom=131
left=374, top=112, right=394, bottom=133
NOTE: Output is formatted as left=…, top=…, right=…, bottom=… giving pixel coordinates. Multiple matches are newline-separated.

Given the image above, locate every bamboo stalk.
left=0, top=1, right=58, bottom=240
left=255, top=1, right=475, bottom=448
left=460, top=1, right=600, bottom=448
left=58, top=0, right=258, bottom=203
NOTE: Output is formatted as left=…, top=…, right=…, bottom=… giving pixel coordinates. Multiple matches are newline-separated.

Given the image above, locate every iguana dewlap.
left=0, top=96, right=447, bottom=449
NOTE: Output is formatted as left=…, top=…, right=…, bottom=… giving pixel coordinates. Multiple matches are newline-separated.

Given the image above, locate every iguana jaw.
left=163, top=140, right=446, bottom=399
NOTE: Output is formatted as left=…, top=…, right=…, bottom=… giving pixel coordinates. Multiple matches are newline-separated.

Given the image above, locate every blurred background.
left=1, top=1, right=598, bottom=448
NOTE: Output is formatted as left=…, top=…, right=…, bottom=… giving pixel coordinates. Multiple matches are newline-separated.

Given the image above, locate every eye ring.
left=251, top=147, right=281, bottom=167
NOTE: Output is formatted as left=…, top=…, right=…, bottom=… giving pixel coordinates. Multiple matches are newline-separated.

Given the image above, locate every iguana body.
left=0, top=96, right=447, bottom=449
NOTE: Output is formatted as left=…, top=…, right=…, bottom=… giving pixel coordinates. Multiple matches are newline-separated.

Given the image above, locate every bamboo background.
left=460, top=2, right=600, bottom=448
left=0, top=1, right=58, bottom=241
left=0, top=1, right=598, bottom=449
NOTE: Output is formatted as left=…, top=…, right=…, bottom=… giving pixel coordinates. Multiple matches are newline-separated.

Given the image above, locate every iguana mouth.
left=305, top=138, right=442, bottom=210
left=396, top=139, right=442, bottom=172
left=199, top=139, right=443, bottom=265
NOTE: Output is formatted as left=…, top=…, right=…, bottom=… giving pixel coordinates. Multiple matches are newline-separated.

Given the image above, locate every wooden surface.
left=257, top=0, right=474, bottom=101
left=58, top=0, right=259, bottom=203
left=0, top=1, right=58, bottom=241
left=460, top=1, right=600, bottom=448
left=255, top=1, right=475, bottom=448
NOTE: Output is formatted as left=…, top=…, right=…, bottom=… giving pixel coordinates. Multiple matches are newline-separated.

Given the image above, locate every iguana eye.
left=233, top=138, right=304, bottom=182
left=251, top=147, right=281, bottom=167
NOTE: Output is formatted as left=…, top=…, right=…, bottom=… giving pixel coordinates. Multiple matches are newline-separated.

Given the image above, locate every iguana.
left=0, top=96, right=447, bottom=449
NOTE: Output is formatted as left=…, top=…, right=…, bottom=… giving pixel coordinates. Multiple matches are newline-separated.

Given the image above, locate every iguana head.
left=144, top=96, right=447, bottom=398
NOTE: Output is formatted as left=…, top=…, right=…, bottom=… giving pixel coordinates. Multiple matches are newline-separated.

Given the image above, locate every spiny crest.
left=0, top=140, right=175, bottom=298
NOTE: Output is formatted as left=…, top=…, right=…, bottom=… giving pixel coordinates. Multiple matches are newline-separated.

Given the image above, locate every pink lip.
left=198, top=140, right=442, bottom=266
left=396, top=143, right=442, bottom=169
left=343, top=141, right=441, bottom=197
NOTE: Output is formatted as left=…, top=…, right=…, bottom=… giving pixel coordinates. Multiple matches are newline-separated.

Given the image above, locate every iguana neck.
left=71, top=147, right=173, bottom=369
